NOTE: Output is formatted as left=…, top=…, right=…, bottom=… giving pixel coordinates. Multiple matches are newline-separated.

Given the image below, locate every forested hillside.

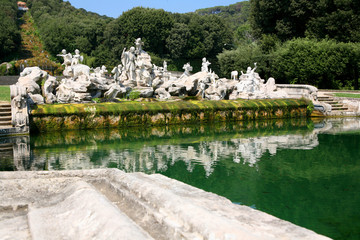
left=0, top=0, right=21, bottom=62
left=27, top=0, right=111, bottom=60
left=23, top=0, right=233, bottom=72
left=195, top=1, right=250, bottom=31
left=195, top=1, right=252, bottom=45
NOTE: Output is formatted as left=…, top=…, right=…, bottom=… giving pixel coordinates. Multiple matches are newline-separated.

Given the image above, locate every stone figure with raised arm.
left=201, top=57, right=211, bottom=73
left=180, top=63, right=193, bottom=79
left=57, top=49, right=72, bottom=67
left=241, top=62, right=257, bottom=80
left=71, top=49, right=83, bottom=66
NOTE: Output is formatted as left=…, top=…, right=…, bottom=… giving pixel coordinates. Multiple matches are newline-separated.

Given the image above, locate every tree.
left=27, top=0, right=110, bottom=58
left=270, top=39, right=360, bottom=89
left=250, top=0, right=360, bottom=43
left=217, top=43, right=264, bottom=78
left=166, top=23, right=191, bottom=59
left=0, top=0, right=21, bottom=61
left=306, top=0, right=360, bottom=43
left=250, top=0, right=314, bottom=41
left=103, top=7, right=174, bottom=61
left=171, top=13, right=233, bottom=59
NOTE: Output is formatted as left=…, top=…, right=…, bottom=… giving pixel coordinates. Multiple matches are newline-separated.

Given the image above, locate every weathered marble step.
left=318, top=96, right=333, bottom=101
left=0, top=146, right=13, bottom=152
left=0, top=107, right=11, bottom=112
left=0, top=103, right=11, bottom=107
left=324, top=101, right=338, bottom=105
left=330, top=104, right=344, bottom=107
left=0, top=116, right=11, bottom=121
left=0, top=121, right=12, bottom=126
left=332, top=107, right=348, bottom=111
left=0, top=170, right=331, bottom=240
left=28, top=181, right=153, bottom=240
left=0, top=111, right=11, bottom=116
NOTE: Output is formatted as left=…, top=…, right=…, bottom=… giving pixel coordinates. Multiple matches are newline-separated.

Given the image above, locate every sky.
left=67, top=0, right=242, bottom=18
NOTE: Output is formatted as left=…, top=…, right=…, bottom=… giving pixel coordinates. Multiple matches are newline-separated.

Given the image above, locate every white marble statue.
left=63, top=64, right=90, bottom=80
left=201, top=58, right=211, bottom=73
left=71, top=49, right=83, bottom=66
left=231, top=71, right=238, bottom=80
left=57, top=49, right=72, bottom=67
left=122, top=47, right=136, bottom=81
left=10, top=85, right=29, bottom=128
left=43, top=76, right=58, bottom=104
left=100, top=65, right=108, bottom=77
left=134, top=38, right=144, bottom=54
left=17, top=67, right=46, bottom=104
left=111, top=64, right=122, bottom=81
left=180, top=63, right=193, bottom=79
left=163, top=61, right=168, bottom=72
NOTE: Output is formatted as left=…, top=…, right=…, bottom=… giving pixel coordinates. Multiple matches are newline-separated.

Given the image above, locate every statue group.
left=10, top=37, right=295, bottom=127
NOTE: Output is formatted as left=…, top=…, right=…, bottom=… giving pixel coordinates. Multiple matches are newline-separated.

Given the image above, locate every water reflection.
left=1, top=118, right=360, bottom=175
left=1, top=118, right=360, bottom=240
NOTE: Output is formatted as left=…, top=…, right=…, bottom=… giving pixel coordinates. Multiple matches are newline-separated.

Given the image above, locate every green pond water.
left=1, top=118, right=360, bottom=240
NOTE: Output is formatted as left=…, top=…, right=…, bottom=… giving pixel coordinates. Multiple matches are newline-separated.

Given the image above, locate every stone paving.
left=0, top=169, right=330, bottom=240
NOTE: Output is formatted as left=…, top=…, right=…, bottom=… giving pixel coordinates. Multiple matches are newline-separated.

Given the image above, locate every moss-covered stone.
left=30, top=99, right=310, bottom=132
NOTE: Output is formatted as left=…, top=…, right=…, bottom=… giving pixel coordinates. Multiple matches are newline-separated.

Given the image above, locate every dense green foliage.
left=270, top=39, right=360, bottom=89
left=169, top=13, right=233, bottom=59
left=0, top=0, right=21, bottom=62
left=100, top=7, right=174, bottom=64
left=195, top=1, right=252, bottom=44
left=195, top=2, right=250, bottom=31
left=27, top=0, right=111, bottom=61
left=218, top=0, right=360, bottom=89
left=250, top=0, right=360, bottom=43
left=24, top=1, right=232, bottom=68
left=218, top=39, right=360, bottom=89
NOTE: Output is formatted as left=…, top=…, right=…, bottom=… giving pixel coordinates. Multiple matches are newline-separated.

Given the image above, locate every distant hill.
left=1, top=0, right=239, bottom=72
left=195, top=1, right=250, bottom=31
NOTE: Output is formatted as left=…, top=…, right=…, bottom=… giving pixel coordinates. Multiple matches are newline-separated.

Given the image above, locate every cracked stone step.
left=0, top=108, right=11, bottom=112
left=0, top=116, right=11, bottom=121
left=318, top=96, right=333, bottom=100
left=332, top=107, right=348, bottom=111
left=0, top=112, right=11, bottom=116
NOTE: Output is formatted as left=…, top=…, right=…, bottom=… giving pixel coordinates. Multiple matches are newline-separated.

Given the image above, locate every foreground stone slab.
left=0, top=169, right=331, bottom=240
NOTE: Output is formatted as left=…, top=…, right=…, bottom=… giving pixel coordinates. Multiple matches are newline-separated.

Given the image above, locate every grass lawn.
left=334, top=93, right=360, bottom=98
left=0, top=86, right=10, bottom=102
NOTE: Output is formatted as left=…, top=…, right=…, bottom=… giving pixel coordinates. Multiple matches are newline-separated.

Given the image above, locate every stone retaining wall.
left=30, top=99, right=310, bottom=132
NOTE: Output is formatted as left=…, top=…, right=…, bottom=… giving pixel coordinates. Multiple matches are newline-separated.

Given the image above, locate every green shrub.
left=217, top=38, right=360, bottom=89
left=128, top=90, right=141, bottom=100
left=270, top=39, right=360, bottom=89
